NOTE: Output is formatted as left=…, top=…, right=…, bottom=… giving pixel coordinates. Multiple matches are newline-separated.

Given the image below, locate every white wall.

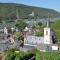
left=44, top=27, right=52, bottom=44
left=52, top=45, right=58, bottom=50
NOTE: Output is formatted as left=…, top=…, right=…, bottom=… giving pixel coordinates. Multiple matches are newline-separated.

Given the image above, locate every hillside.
left=0, top=3, right=60, bottom=20
left=51, top=20, right=60, bottom=42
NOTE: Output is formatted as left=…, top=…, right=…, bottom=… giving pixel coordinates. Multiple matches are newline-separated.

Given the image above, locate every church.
left=24, top=17, right=58, bottom=51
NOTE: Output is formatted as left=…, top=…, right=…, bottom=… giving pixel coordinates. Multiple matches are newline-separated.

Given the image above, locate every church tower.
left=44, top=14, right=52, bottom=44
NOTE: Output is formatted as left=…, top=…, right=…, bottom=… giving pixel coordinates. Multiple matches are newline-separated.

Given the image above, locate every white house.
left=4, top=27, right=8, bottom=35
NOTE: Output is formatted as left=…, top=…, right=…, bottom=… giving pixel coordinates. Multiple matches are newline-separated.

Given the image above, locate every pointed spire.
left=47, top=13, right=50, bottom=27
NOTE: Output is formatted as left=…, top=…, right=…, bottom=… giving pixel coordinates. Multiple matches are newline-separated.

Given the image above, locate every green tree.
left=38, top=22, right=42, bottom=26
left=35, top=31, right=43, bottom=36
left=5, top=48, right=25, bottom=60
left=15, top=51, right=25, bottom=60
left=5, top=48, right=17, bottom=60
left=14, top=32, right=24, bottom=41
left=27, top=48, right=43, bottom=60
left=14, top=32, right=22, bottom=38
left=15, top=20, right=27, bottom=31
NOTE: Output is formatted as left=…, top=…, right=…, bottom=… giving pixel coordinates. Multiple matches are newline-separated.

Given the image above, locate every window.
left=46, top=31, right=48, bottom=35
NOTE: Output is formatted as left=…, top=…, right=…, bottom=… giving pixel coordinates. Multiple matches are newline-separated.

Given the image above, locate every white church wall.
left=24, top=36, right=44, bottom=44
left=44, top=27, right=52, bottom=44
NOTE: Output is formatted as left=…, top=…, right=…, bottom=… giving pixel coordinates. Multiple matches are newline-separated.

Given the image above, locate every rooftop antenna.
left=47, top=13, right=50, bottom=27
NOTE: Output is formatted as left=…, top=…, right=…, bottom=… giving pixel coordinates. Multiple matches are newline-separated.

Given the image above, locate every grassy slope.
left=51, top=20, right=60, bottom=42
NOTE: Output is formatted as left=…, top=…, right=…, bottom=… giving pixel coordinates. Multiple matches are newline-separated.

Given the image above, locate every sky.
left=0, top=0, right=60, bottom=12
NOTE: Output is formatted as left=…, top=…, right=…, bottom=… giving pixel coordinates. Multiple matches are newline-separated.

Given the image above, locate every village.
left=0, top=14, right=59, bottom=53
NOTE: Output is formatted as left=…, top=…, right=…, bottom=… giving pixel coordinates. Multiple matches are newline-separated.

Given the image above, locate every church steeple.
left=44, top=13, right=52, bottom=44
left=47, top=13, right=50, bottom=27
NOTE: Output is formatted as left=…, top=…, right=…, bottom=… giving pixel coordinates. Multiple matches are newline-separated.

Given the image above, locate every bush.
left=35, top=31, right=43, bottom=36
